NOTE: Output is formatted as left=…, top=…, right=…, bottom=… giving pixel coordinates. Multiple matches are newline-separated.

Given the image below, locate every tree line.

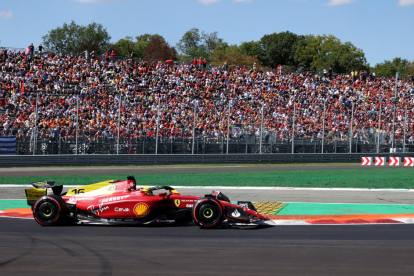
left=41, top=21, right=414, bottom=77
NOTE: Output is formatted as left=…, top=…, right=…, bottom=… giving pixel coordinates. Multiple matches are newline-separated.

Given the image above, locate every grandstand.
left=1, top=48, right=413, bottom=155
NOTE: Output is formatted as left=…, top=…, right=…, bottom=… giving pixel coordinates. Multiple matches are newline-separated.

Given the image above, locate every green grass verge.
left=0, top=163, right=360, bottom=169
left=1, top=168, right=413, bottom=189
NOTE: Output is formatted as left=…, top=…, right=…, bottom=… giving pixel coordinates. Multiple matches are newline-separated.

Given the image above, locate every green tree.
left=407, top=62, right=414, bottom=77
left=257, top=31, right=304, bottom=69
left=212, top=45, right=260, bottom=67
left=239, top=40, right=261, bottom=58
left=42, top=21, right=111, bottom=54
left=176, top=28, right=202, bottom=58
left=296, top=34, right=367, bottom=73
left=114, top=36, right=136, bottom=57
left=114, top=34, right=165, bottom=58
left=135, top=34, right=164, bottom=58
left=176, top=28, right=224, bottom=61
left=202, top=31, right=224, bottom=56
left=373, top=57, right=411, bottom=77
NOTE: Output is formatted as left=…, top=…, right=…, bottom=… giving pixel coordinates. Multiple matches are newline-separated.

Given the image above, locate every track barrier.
left=389, top=157, right=400, bottom=166
left=404, top=157, right=414, bottom=167
left=374, top=157, right=386, bottom=166
left=361, top=157, right=372, bottom=166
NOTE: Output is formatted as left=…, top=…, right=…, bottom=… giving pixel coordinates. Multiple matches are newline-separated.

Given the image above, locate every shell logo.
left=133, top=203, right=149, bottom=217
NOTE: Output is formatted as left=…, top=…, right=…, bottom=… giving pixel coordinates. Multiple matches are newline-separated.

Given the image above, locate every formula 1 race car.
left=25, top=176, right=269, bottom=228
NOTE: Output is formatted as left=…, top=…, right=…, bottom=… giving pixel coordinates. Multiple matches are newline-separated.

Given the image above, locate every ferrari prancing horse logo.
left=174, top=199, right=180, bottom=207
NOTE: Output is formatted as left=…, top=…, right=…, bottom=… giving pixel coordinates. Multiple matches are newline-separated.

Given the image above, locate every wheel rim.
left=198, top=203, right=218, bottom=224
left=203, top=208, right=213, bottom=219
left=43, top=206, right=52, bottom=217
left=37, top=201, right=57, bottom=221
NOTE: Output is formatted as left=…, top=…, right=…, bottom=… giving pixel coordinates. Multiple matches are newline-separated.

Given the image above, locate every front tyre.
left=192, top=198, right=223, bottom=228
left=33, top=196, right=63, bottom=226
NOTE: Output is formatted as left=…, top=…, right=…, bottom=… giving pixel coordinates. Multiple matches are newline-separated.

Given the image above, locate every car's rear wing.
left=25, top=181, right=63, bottom=207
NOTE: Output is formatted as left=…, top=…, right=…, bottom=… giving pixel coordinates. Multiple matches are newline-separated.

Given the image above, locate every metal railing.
left=12, top=135, right=413, bottom=155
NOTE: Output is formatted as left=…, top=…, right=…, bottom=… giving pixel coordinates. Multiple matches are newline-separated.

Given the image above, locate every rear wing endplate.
left=25, top=181, right=63, bottom=207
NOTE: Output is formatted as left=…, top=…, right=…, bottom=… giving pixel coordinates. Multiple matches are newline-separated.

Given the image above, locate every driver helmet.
left=127, top=176, right=136, bottom=190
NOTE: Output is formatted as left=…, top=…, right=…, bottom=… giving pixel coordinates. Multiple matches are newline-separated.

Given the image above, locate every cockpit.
left=138, top=186, right=180, bottom=196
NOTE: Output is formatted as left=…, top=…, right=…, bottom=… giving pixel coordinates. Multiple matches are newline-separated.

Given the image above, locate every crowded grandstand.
left=1, top=47, right=414, bottom=154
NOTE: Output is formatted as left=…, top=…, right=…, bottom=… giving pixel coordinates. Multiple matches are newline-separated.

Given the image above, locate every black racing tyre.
left=192, top=198, right=223, bottom=229
left=33, top=196, right=63, bottom=226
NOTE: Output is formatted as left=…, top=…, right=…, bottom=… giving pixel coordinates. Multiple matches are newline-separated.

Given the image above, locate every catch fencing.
left=13, top=136, right=414, bottom=156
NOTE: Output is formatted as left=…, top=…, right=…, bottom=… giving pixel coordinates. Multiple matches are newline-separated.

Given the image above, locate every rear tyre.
left=33, top=196, right=63, bottom=226
left=192, top=198, right=223, bottom=228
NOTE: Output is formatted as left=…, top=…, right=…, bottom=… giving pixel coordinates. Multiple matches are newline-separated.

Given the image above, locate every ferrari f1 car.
left=25, top=176, right=269, bottom=228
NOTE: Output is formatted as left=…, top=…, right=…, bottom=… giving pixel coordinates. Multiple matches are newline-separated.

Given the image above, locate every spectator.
left=28, top=43, right=34, bottom=56
left=90, top=51, right=96, bottom=63
left=203, top=58, right=207, bottom=70
left=0, top=45, right=412, bottom=147
left=37, top=44, right=43, bottom=54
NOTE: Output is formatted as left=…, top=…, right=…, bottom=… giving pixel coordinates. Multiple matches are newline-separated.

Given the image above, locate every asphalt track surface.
left=2, top=165, right=414, bottom=275
left=1, top=218, right=414, bottom=275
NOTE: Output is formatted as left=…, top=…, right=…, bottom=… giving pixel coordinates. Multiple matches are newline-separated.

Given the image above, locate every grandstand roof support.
left=33, top=92, right=38, bottom=156
left=322, top=100, right=326, bottom=154
left=117, top=94, right=122, bottom=155
left=392, top=72, right=399, bottom=149
left=349, top=103, right=354, bottom=154
left=292, top=104, right=295, bottom=154
left=192, top=100, right=197, bottom=155
left=156, top=95, right=160, bottom=155
left=403, top=105, right=407, bottom=153
left=76, top=95, right=79, bottom=155
left=377, top=104, right=382, bottom=154
left=226, top=100, right=232, bottom=155
left=260, top=104, right=264, bottom=154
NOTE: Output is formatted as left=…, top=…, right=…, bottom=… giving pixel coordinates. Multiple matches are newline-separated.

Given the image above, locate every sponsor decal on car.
left=231, top=209, right=241, bottom=218
left=114, top=207, right=130, bottom=212
left=25, top=188, right=46, bottom=201
left=174, top=199, right=180, bottom=207
left=133, top=203, right=149, bottom=217
left=69, top=197, right=96, bottom=202
left=87, top=203, right=109, bottom=215
left=101, top=196, right=128, bottom=203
